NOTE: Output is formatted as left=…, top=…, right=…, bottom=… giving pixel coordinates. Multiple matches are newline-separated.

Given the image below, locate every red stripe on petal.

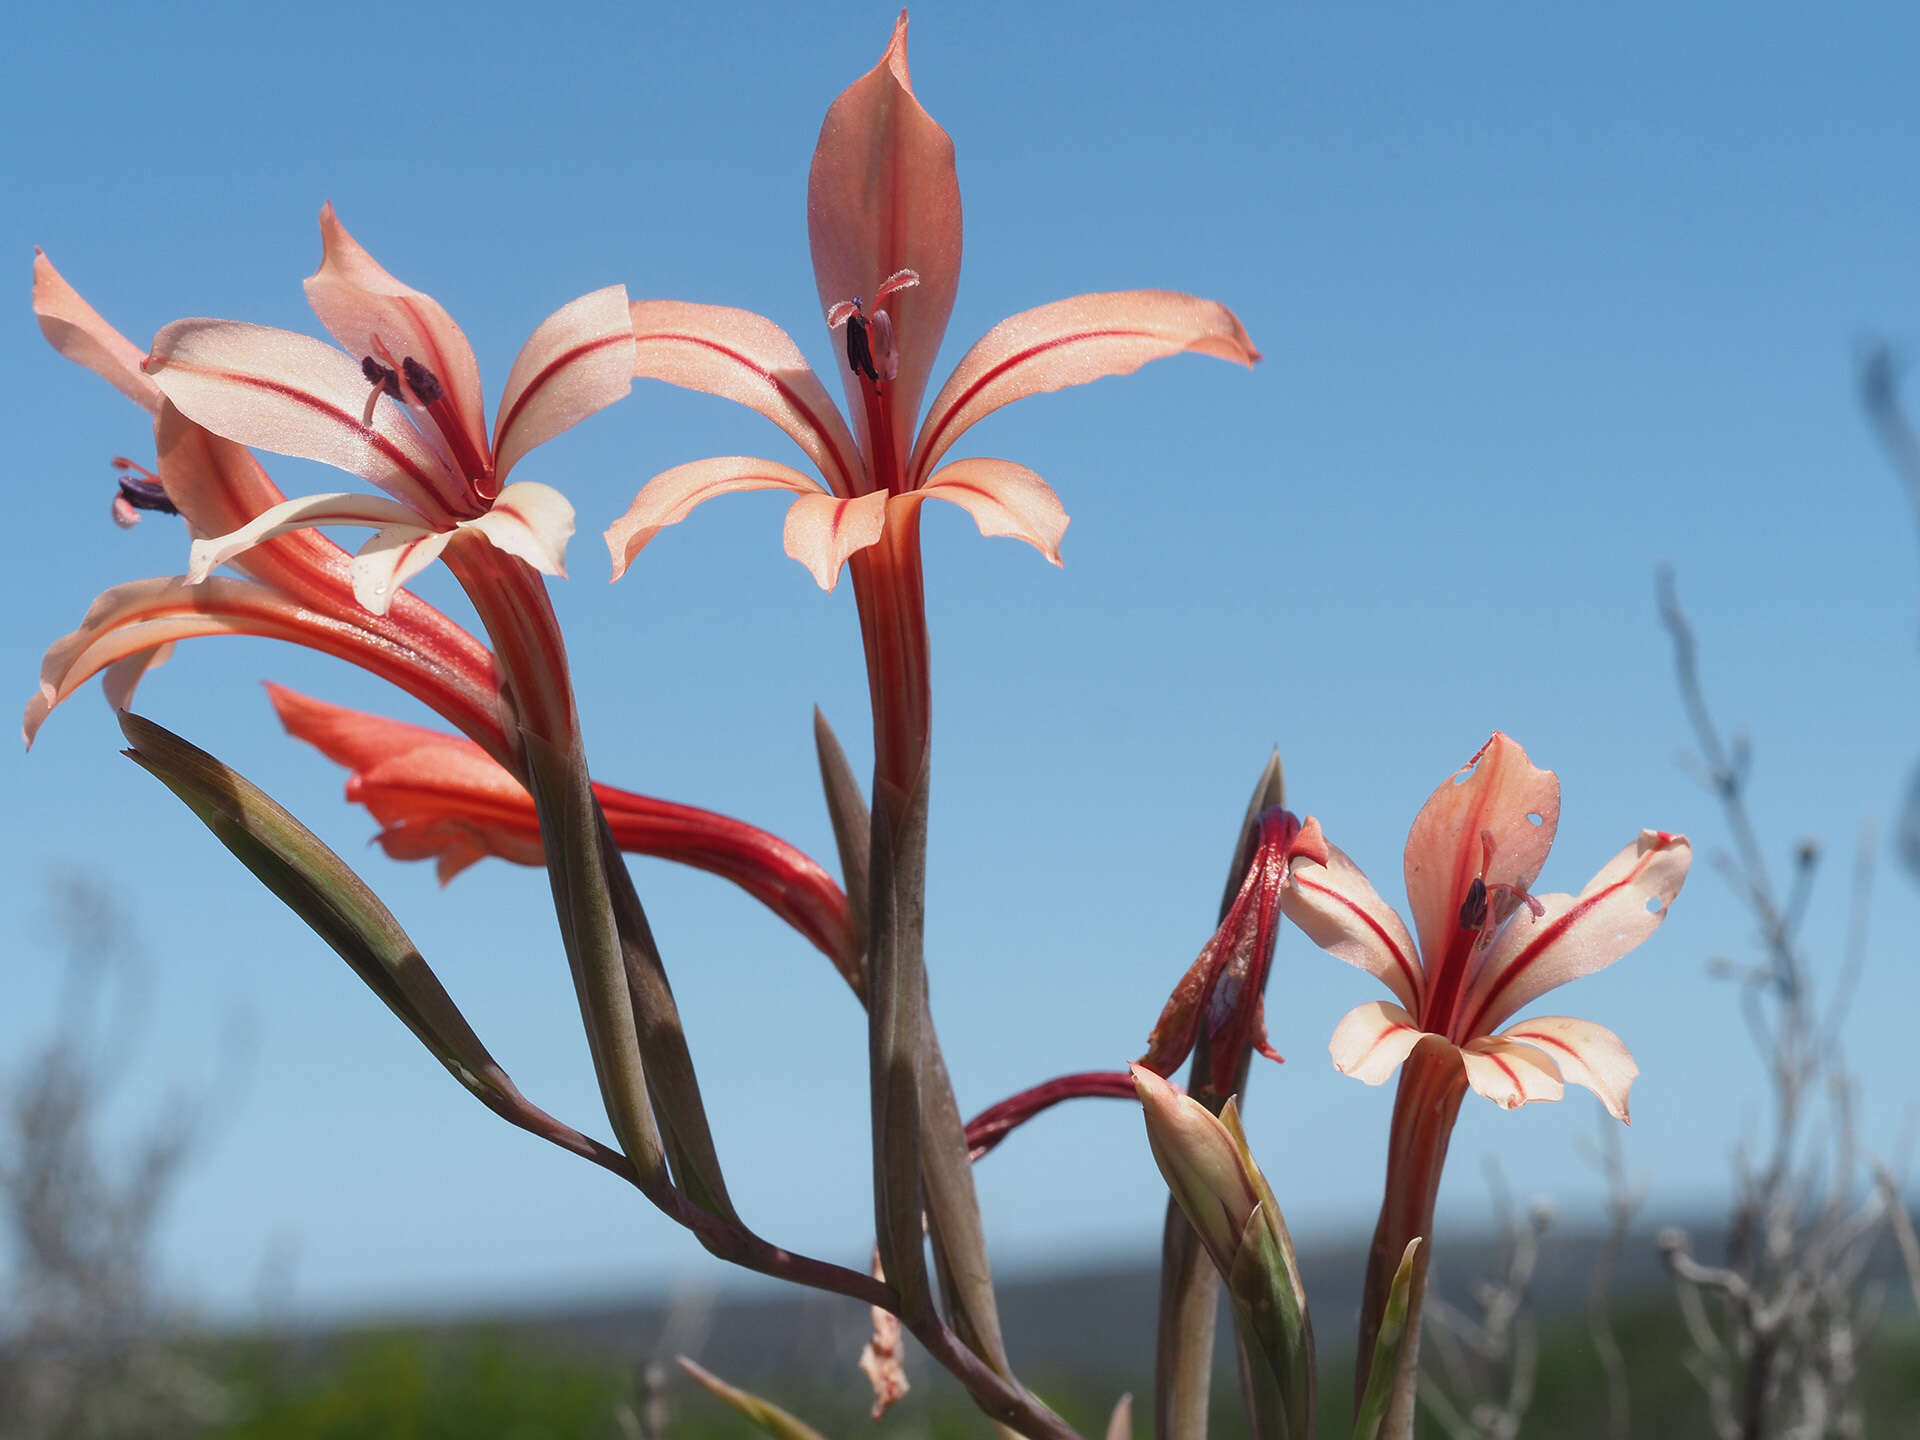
left=1291, top=871, right=1424, bottom=1003
left=492, top=332, right=633, bottom=447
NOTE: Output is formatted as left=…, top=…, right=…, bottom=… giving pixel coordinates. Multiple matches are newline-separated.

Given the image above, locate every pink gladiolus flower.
left=144, top=205, right=635, bottom=618
left=1284, top=732, right=1691, bottom=1120
left=27, top=252, right=506, bottom=759
left=607, top=10, right=1259, bottom=805
left=266, top=684, right=859, bottom=985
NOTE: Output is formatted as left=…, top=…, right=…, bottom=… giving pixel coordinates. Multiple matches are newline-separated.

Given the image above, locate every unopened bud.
left=1131, top=1063, right=1258, bottom=1270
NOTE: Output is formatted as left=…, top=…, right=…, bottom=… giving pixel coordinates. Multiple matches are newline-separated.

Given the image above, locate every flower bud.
left=1131, top=1063, right=1259, bottom=1271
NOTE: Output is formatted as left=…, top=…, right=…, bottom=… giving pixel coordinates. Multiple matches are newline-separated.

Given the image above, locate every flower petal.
left=1460, top=1036, right=1565, bottom=1110
left=492, top=285, right=635, bottom=483
left=303, top=204, right=489, bottom=471
left=145, top=318, right=458, bottom=515
left=808, top=11, right=961, bottom=465
left=457, top=481, right=574, bottom=579
left=266, top=681, right=449, bottom=774
left=350, top=524, right=454, bottom=616
left=910, top=291, right=1260, bottom=482
left=1495, top=1016, right=1638, bottom=1123
left=629, top=301, right=864, bottom=497
left=1281, top=837, right=1423, bottom=1012
left=187, top=491, right=428, bottom=586
left=102, top=643, right=174, bottom=713
left=1404, top=732, right=1562, bottom=971
left=1328, top=1001, right=1429, bottom=1085
left=916, top=458, right=1069, bottom=565
left=33, top=250, right=163, bottom=413
left=606, top=457, right=822, bottom=581
left=1465, top=830, right=1691, bottom=1036
left=782, top=490, right=889, bottom=591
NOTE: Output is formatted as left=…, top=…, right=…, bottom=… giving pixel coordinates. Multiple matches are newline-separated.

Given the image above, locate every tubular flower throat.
left=1281, top=733, right=1691, bottom=1119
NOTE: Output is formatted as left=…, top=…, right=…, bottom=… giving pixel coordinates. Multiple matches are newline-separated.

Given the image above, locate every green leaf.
left=117, top=710, right=503, bottom=1104
left=812, top=707, right=870, bottom=987
left=1351, top=1238, right=1422, bottom=1440
left=677, top=1357, right=834, bottom=1440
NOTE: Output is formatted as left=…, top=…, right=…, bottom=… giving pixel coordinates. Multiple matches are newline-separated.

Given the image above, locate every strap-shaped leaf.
left=118, top=709, right=502, bottom=1103
left=813, top=706, right=870, bottom=989
left=678, top=1357, right=835, bottom=1440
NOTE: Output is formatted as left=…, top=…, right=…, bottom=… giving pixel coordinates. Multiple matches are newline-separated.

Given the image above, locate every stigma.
left=826, top=268, right=921, bottom=386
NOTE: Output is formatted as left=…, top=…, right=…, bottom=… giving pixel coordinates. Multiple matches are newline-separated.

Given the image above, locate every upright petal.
left=1281, top=836, right=1423, bottom=1012
left=1464, top=830, right=1691, bottom=1036
left=910, top=291, right=1260, bottom=482
left=782, top=489, right=889, bottom=591
left=491, top=286, right=636, bottom=483
left=1494, top=1016, right=1638, bottom=1123
left=606, top=457, right=824, bottom=581
left=32, top=251, right=163, bottom=412
left=914, top=458, right=1068, bottom=565
left=303, top=204, right=489, bottom=471
left=630, top=301, right=864, bottom=496
left=1328, top=1001, right=1429, bottom=1085
left=808, top=11, right=962, bottom=463
left=1460, top=1037, right=1565, bottom=1110
left=146, top=319, right=458, bottom=516
left=1403, top=733, right=1561, bottom=971
left=186, top=491, right=428, bottom=585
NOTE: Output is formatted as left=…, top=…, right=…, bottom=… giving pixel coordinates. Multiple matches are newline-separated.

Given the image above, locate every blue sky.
left=5, top=1, right=1919, bottom=1324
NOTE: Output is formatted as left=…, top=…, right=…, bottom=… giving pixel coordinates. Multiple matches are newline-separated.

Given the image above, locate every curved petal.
left=910, top=291, right=1260, bottom=482
left=808, top=11, right=961, bottom=465
left=350, top=525, right=454, bottom=615
left=917, top=458, right=1068, bottom=565
left=1404, top=732, right=1562, bottom=970
left=1280, top=837, right=1423, bottom=1012
left=145, top=318, right=458, bottom=515
left=33, top=251, right=163, bottom=412
left=1328, top=1001, right=1429, bottom=1085
left=266, top=681, right=449, bottom=774
left=1496, top=1016, right=1638, bottom=1123
left=782, top=489, right=889, bottom=591
left=630, top=301, right=864, bottom=497
left=187, top=491, right=427, bottom=585
left=458, top=481, right=574, bottom=579
left=1465, top=830, right=1692, bottom=1036
left=303, top=204, right=489, bottom=470
left=102, top=642, right=174, bottom=712
left=606, top=456, right=823, bottom=581
left=1461, top=1036, right=1565, bottom=1110
left=492, top=285, right=635, bottom=483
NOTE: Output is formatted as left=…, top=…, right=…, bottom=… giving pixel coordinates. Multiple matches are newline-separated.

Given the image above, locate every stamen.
left=1457, top=877, right=1489, bottom=933
left=401, top=357, right=444, bottom=406
left=843, top=313, right=879, bottom=383
left=361, top=355, right=402, bottom=426
left=868, top=309, right=899, bottom=382
left=109, top=460, right=178, bottom=528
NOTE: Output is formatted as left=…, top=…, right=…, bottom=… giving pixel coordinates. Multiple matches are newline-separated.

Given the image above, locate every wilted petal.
left=629, top=301, right=864, bottom=496
left=303, top=204, right=489, bottom=468
left=911, top=291, right=1260, bottom=481
left=187, top=491, right=427, bottom=585
left=1495, top=1015, right=1638, bottom=1123
left=915, top=458, right=1068, bottom=565
left=1328, top=1001, right=1428, bottom=1085
left=146, top=319, right=457, bottom=514
left=1465, top=830, right=1692, bottom=1035
left=351, top=524, right=454, bottom=615
left=1460, top=1036, right=1564, bottom=1110
left=492, top=285, right=635, bottom=483
left=783, top=489, right=889, bottom=591
left=458, top=481, right=574, bottom=578
left=606, top=456, right=823, bottom=581
left=808, top=11, right=961, bottom=463
left=1281, top=837, right=1423, bottom=1012
left=33, top=251, right=163, bottom=412
left=1404, top=733, right=1562, bottom=969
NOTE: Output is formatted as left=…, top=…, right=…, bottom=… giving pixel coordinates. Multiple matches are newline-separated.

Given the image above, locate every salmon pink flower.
left=1283, top=732, right=1689, bottom=1118
left=265, top=684, right=859, bottom=984
left=1281, top=732, right=1689, bottom=1438
left=26, top=252, right=506, bottom=759
left=145, top=205, right=635, bottom=618
left=608, top=13, right=1257, bottom=599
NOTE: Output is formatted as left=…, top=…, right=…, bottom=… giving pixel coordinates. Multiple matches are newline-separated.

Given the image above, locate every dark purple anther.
left=843, top=312, right=879, bottom=383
